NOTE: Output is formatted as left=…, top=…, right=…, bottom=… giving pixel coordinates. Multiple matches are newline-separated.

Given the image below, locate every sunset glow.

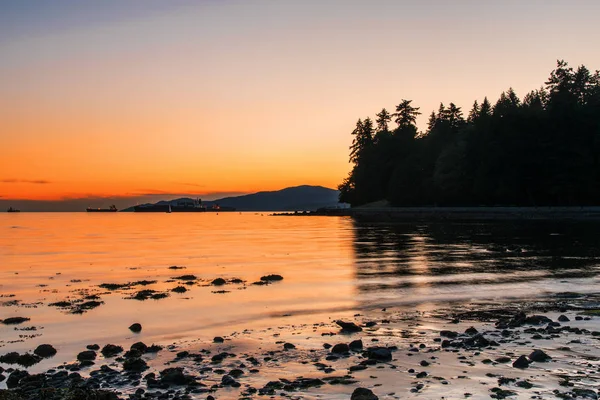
left=2, top=0, right=600, bottom=206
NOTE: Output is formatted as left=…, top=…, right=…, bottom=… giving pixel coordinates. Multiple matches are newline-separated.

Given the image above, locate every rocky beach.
left=2, top=214, right=600, bottom=399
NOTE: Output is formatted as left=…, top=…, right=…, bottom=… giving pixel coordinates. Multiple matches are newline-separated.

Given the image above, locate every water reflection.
left=351, top=220, right=600, bottom=305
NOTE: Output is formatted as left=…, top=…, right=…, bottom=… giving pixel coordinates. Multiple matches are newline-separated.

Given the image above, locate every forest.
left=338, top=61, right=600, bottom=207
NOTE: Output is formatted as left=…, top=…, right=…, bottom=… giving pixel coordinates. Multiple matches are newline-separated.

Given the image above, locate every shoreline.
left=274, top=206, right=600, bottom=221
left=2, top=294, right=600, bottom=399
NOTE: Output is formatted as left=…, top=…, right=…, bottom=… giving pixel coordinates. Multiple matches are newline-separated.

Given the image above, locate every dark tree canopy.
left=339, top=60, right=600, bottom=207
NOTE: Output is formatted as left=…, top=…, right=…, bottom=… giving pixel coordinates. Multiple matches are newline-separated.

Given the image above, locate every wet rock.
left=6, top=370, right=29, bottom=388
left=213, top=336, right=224, bottom=343
left=173, top=275, right=197, bottom=281
left=512, top=355, right=530, bottom=369
left=77, top=351, right=97, bottom=361
left=367, top=347, right=392, bottom=362
left=101, top=344, right=123, bottom=357
left=123, top=357, right=148, bottom=372
left=558, top=314, right=570, bottom=322
left=159, top=367, right=194, bottom=385
left=34, top=344, right=57, bottom=358
left=260, top=274, right=283, bottom=282
left=529, top=349, right=551, bottom=362
left=495, top=356, right=512, bottom=363
left=331, top=343, right=350, bottom=354
left=229, top=369, right=244, bottom=378
left=416, top=371, right=428, bottom=378
left=1, top=317, right=30, bottom=325
left=336, top=320, right=362, bottom=333
left=420, top=360, right=430, bottom=367
left=221, top=374, right=240, bottom=387
left=283, top=343, right=296, bottom=350
left=0, top=352, right=41, bottom=367
left=211, top=278, right=227, bottom=286
left=131, top=342, right=148, bottom=353
left=351, top=387, right=378, bottom=400
left=129, top=323, right=142, bottom=333
left=171, top=286, right=187, bottom=293
left=465, top=327, right=479, bottom=335
left=349, top=339, right=363, bottom=351
left=440, top=330, right=459, bottom=338
left=572, top=388, right=598, bottom=399
left=86, top=344, right=100, bottom=350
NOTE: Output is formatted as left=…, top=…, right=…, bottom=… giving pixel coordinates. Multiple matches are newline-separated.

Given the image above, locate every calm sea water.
left=1, top=213, right=600, bottom=369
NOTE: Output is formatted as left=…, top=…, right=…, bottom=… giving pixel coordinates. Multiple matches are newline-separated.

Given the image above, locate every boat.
left=7, top=207, right=20, bottom=213
left=86, top=205, right=118, bottom=212
left=134, top=198, right=207, bottom=212
left=206, top=204, right=236, bottom=212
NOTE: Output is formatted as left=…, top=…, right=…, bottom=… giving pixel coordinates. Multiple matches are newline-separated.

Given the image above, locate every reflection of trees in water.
left=351, top=220, right=600, bottom=293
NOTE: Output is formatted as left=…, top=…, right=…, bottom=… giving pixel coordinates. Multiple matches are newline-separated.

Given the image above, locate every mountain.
left=122, top=185, right=342, bottom=212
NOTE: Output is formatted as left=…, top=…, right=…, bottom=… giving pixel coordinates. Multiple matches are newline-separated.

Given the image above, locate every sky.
left=1, top=0, right=600, bottom=209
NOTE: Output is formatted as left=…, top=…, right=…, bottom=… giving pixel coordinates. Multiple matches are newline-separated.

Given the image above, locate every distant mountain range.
left=121, top=185, right=342, bottom=212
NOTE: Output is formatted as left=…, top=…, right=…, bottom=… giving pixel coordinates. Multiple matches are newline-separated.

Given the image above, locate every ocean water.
left=1, top=212, right=600, bottom=371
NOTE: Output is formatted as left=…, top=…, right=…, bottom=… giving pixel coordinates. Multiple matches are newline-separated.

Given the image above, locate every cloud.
left=173, top=182, right=206, bottom=188
left=1, top=178, right=51, bottom=184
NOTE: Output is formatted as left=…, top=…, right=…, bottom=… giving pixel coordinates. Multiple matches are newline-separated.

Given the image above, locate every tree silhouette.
left=339, top=60, right=600, bottom=208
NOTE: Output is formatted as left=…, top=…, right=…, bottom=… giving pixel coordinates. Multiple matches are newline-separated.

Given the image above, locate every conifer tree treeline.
left=338, top=61, right=600, bottom=207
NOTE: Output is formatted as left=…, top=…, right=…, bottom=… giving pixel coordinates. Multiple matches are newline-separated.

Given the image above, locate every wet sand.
left=2, top=271, right=600, bottom=399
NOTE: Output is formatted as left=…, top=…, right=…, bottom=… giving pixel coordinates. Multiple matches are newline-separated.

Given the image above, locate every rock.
left=528, top=349, right=551, bottom=362
left=1, top=317, right=30, bottom=325
left=131, top=342, right=148, bottom=353
left=495, top=356, right=512, bottom=363
left=101, top=344, right=123, bottom=357
left=129, top=323, right=142, bottom=333
left=171, top=286, right=187, bottom=293
left=260, top=274, right=283, bottom=282
left=351, top=387, right=378, bottom=400
left=159, top=367, right=193, bottom=385
left=6, top=370, right=29, bottom=388
left=33, top=344, right=57, bottom=358
left=367, top=347, right=392, bottom=362
left=221, top=374, right=240, bottom=387
left=211, top=278, right=227, bottom=286
left=123, top=357, right=148, bottom=372
left=86, top=344, right=100, bottom=350
left=416, top=371, right=428, bottom=378
left=512, top=355, right=530, bottom=369
left=0, top=352, right=41, bottom=367
left=213, top=336, right=225, bottom=343
left=77, top=351, right=96, bottom=361
left=420, top=360, right=430, bottom=367
left=465, top=327, right=479, bottom=335
left=336, top=320, right=362, bottom=333
left=440, top=330, right=459, bottom=338
left=349, top=339, right=363, bottom=350
left=525, top=315, right=552, bottom=325
left=283, top=343, right=296, bottom=350
left=331, top=343, right=350, bottom=354
left=558, top=315, right=570, bottom=322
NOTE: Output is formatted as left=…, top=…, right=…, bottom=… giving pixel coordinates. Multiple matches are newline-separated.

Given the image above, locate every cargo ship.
left=86, top=205, right=118, bottom=212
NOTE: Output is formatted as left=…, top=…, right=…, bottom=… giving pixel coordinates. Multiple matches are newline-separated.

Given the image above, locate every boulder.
left=34, top=344, right=57, bottom=358
left=512, top=355, right=530, bottom=369
left=331, top=343, right=350, bottom=354
left=529, top=349, right=551, bottom=362
left=129, top=323, right=142, bottom=333
left=336, top=320, right=362, bottom=333
left=351, top=387, right=379, bottom=400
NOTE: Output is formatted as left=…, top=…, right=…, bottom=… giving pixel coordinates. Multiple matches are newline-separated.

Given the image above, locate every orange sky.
left=2, top=1, right=600, bottom=202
